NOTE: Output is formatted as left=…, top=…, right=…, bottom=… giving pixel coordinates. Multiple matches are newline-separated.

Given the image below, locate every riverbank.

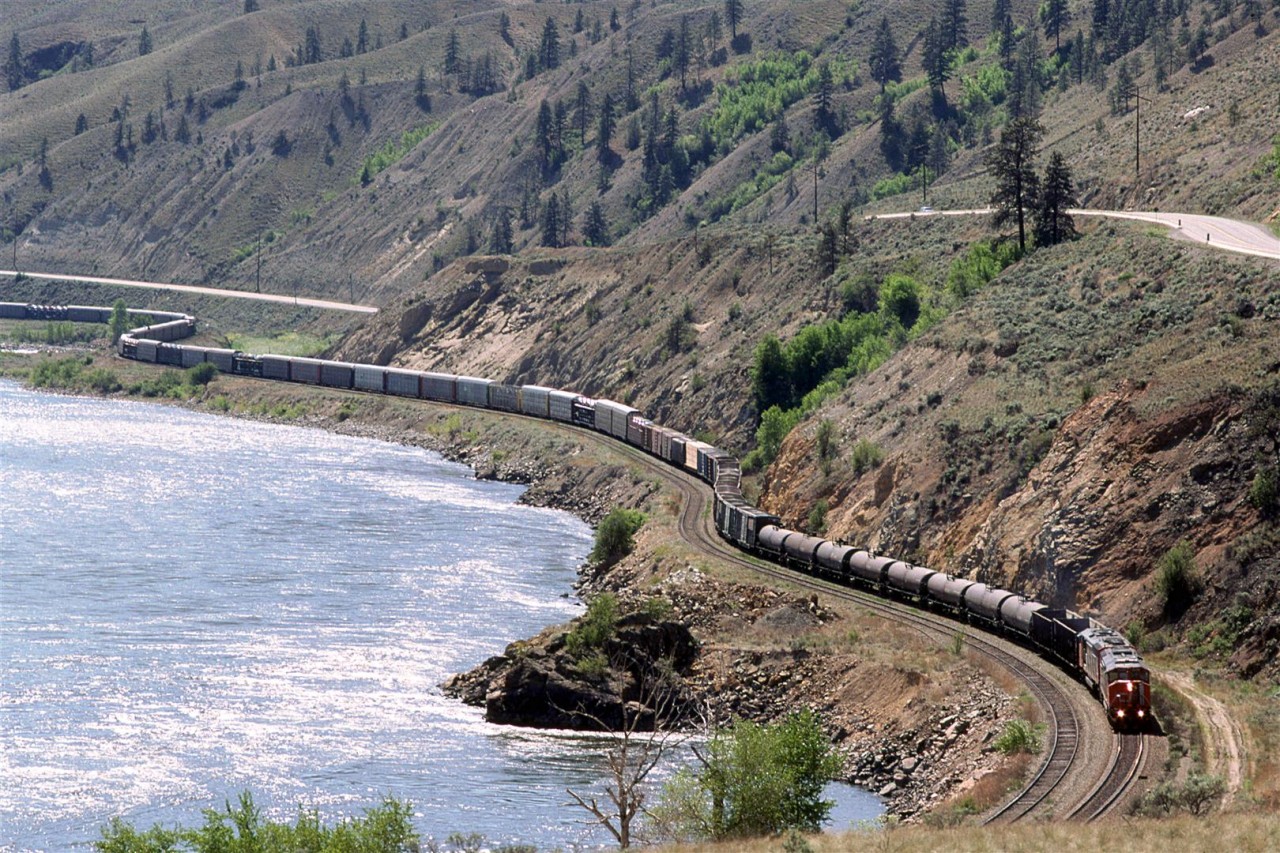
left=0, top=346, right=1027, bottom=821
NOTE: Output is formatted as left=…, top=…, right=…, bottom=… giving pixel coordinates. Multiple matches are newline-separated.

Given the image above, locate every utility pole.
left=255, top=232, right=262, bottom=293
left=1127, top=84, right=1150, bottom=188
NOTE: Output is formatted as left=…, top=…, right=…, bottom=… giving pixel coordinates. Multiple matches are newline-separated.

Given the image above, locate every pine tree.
left=541, top=193, right=561, bottom=247
left=576, top=81, right=592, bottom=144
left=536, top=99, right=556, bottom=169
left=584, top=201, right=610, bottom=246
left=1042, top=0, right=1072, bottom=54
left=943, top=0, right=968, bottom=52
left=138, top=26, right=153, bottom=56
left=986, top=116, right=1043, bottom=253
left=922, top=19, right=950, bottom=93
left=596, top=92, right=616, bottom=158
left=445, top=29, right=459, bottom=75
left=499, top=12, right=513, bottom=47
left=814, top=62, right=835, bottom=133
left=491, top=206, right=513, bottom=254
left=75, top=113, right=89, bottom=134
left=539, top=17, right=561, bottom=71
left=416, top=66, right=430, bottom=110
left=725, top=0, right=744, bottom=40
left=357, top=19, right=369, bottom=54
left=991, top=0, right=1012, bottom=33
left=868, top=17, right=901, bottom=94
left=1034, top=151, right=1078, bottom=246
left=243, top=0, right=259, bottom=12
left=7, top=32, right=22, bottom=91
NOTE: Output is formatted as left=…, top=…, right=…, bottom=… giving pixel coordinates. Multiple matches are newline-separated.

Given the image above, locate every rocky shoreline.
left=1, top=364, right=1026, bottom=821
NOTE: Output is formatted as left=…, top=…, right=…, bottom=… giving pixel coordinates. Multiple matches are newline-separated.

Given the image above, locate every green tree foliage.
left=1041, top=0, right=1072, bottom=53
left=986, top=117, right=1043, bottom=253
left=1034, top=151, right=1078, bottom=247
left=652, top=710, right=841, bottom=841
left=1156, top=541, right=1201, bottom=621
left=108, top=299, right=130, bottom=342
left=1250, top=464, right=1279, bottom=518
left=6, top=32, right=21, bottom=91
left=583, top=201, right=610, bottom=246
left=539, top=17, right=561, bottom=71
left=921, top=18, right=950, bottom=93
left=591, top=508, right=646, bottom=567
left=725, top=0, right=744, bottom=40
left=565, top=592, right=619, bottom=659
left=868, top=18, right=901, bottom=94
left=878, top=273, right=921, bottom=330
left=138, top=26, right=152, bottom=57
left=702, top=51, right=830, bottom=152
left=95, top=791, right=418, bottom=852
left=945, top=240, right=1021, bottom=298
left=943, top=0, right=968, bottom=52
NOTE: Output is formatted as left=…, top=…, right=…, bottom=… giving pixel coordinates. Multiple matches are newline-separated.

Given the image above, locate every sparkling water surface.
left=0, top=380, right=880, bottom=850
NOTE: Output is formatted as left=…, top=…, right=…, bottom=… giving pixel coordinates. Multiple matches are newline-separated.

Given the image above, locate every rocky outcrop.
left=442, top=612, right=699, bottom=731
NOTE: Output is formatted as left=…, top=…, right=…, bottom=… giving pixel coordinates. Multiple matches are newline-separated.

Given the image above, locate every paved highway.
left=869, top=208, right=1280, bottom=260
left=0, top=268, right=379, bottom=314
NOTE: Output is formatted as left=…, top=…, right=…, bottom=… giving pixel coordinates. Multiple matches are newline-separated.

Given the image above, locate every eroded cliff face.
left=761, top=231, right=1280, bottom=679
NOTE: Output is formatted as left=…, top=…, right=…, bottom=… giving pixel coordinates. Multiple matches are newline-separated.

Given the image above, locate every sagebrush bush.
left=590, top=508, right=645, bottom=567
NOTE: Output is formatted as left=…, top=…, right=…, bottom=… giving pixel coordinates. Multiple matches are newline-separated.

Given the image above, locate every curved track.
left=585, top=433, right=1132, bottom=822
left=1067, top=733, right=1148, bottom=822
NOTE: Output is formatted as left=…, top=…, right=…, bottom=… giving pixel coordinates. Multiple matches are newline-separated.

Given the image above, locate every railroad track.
left=117, top=373, right=1143, bottom=823
left=1067, top=733, right=1147, bottom=821
left=587, top=436, right=1124, bottom=823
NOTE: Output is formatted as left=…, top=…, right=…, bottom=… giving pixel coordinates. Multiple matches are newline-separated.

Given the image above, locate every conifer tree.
left=7, top=32, right=22, bottom=91
left=539, top=17, right=561, bottom=71
left=1042, top=0, right=1072, bottom=54
left=943, top=0, right=968, bottom=52
left=986, top=116, right=1043, bottom=253
left=725, top=0, right=744, bottom=40
left=1034, top=151, right=1078, bottom=247
left=868, top=17, right=901, bottom=94
left=138, top=26, right=153, bottom=56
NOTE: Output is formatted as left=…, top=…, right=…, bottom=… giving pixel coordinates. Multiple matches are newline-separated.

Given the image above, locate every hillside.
left=5, top=0, right=1280, bottom=833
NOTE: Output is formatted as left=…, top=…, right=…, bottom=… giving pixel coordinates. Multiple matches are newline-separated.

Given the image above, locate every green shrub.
left=185, top=362, right=219, bottom=385
left=95, top=791, right=417, bottom=852
left=807, top=499, right=828, bottom=535
left=1249, top=465, right=1279, bottom=518
left=993, top=719, right=1044, bottom=755
left=565, top=592, right=619, bottom=659
left=850, top=438, right=883, bottom=475
left=590, top=508, right=646, bottom=567
left=1155, top=541, right=1201, bottom=621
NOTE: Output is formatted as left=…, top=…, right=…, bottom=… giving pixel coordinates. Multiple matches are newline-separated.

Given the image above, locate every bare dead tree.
left=564, top=658, right=700, bottom=848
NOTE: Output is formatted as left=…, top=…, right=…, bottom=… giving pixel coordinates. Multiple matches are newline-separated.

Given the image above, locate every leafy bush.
left=96, top=791, right=417, bottom=852
left=1249, top=465, right=1279, bottom=518
left=993, top=719, right=1044, bottom=755
left=590, top=508, right=646, bottom=567
left=1155, top=540, right=1201, bottom=620
left=651, top=709, right=841, bottom=841
left=1132, top=773, right=1226, bottom=816
left=185, top=362, right=219, bottom=385
left=565, top=592, right=619, bottom=659
left=850, top=438, right=883, bottom=475
left=702, top=52, right=821, bottom=151
left=807, top=499, right=828, bottom=535
left=946, top=240, right=1021, bottom=298
left=357, top=122, right=440, bottom=183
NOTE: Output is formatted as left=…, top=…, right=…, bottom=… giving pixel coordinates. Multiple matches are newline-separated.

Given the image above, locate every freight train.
left=1, top=301, right=1152, bottom=728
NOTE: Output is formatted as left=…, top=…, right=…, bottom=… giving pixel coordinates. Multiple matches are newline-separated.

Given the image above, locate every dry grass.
left=653, top=812, right=1280, bottom=853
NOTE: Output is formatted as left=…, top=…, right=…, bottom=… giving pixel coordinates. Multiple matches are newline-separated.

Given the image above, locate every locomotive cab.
left=1079, top=627, right=1151, bottom=729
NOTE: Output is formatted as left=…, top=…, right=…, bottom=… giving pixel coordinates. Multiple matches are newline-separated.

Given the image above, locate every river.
left=0, top=380, right=881, bottom=850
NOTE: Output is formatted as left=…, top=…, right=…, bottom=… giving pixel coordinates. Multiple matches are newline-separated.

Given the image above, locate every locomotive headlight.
left=1138, top=710, right=1146, bottom=718
left=1117, top=710, right=1125, bottom=718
